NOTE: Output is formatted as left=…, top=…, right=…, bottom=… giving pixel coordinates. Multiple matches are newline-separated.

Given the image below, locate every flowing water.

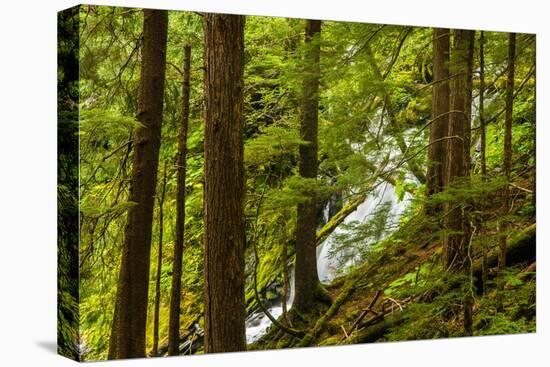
left=245, top=180, right=411, bottom=343
left=244, top=120, right=420, bottom=343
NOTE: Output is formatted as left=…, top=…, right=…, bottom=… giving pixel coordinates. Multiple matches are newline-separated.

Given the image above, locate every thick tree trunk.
left=426, top=28, right=450, bottom=200
left=109, top=9, right=168, bottom=359
left=293, top=19, right=324, bottom=313
left=168, top=44, right=192, bottom=356
left=498, top=33, right=516, bottom=293
left=203, top=14, right=246, bottom=353
left=443, top=29, right=474, bottom=272
left=444, top=29, right=475, bottom=336
left=152, top=162, right=168, bottom=356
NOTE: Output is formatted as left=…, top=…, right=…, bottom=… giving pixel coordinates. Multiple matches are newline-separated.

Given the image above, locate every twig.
left=340, top=290, right=382, bottom=341
left=340, top=325, right=349, bottom=339
left=509, top=182, right=533, bottom=193
left=386, top=297, right=403, bottom=311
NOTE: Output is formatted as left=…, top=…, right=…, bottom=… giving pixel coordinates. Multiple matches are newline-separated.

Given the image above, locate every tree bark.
left=462, top=31, right=474, bottom=336
left=498, top=33, right=516, bottom=293
left=168, top=44, right=192, bottom=356
left=426, top=28, right=450, bottom=201
left=152, top=162, right=168, bottom=356
left=443, top=29, right=474, bottom=272
left=293, top=19, right=324, bottom=313
left=444, top=29, right=474, bottom=336
left=279, top=220, right=292, bottom=326
left=203, top=14, right=246, bottom=353
left=463, top=32, right=475, bottom=176
left=109, top=9, right=168, bottom=359
left=479, top=31, right=489, bottom=296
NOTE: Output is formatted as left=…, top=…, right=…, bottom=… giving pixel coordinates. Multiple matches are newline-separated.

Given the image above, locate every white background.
left=0, top=0, right=546, bottom=366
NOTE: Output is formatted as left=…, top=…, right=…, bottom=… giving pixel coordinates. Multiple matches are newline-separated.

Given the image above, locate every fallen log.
left=473, top=223, right=536, bottom=291
left=315, top=194, right=367, bottom=247
left=505, top=261, right=536, bottom=290
left=341, top=312, right=405, bottom=345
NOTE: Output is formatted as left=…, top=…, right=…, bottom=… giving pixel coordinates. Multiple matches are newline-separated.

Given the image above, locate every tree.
left=426, top=28, right=450, bottom=201
left=479, top=31, right=487, bottom=180
left=109, top=9, right=168, bottom=359
left=498, top=33, right=516, bottom=293
left=478, top=31, right=489, bottom=295
left=463, top=32, right=475, bottom=176
left=203, top=14, right=246, bottom=353
left=293, top=19, right=327, bottom=314
left=152, top=162, right=167, bottom=356
left=444, top=29, right=475, bottom=336
left=168, top=44, right=192, bottom=356
left=443, top=29, right=474, bottom=271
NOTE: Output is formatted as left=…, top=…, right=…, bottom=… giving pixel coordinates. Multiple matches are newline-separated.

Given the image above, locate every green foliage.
left=72, top=5, right=536, bottom=360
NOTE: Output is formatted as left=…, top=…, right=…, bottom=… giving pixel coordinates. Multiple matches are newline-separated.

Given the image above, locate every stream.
left=245, top=180, right=411, bottom=344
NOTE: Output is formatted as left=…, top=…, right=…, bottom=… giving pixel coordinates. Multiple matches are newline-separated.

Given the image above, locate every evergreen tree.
left=109, top=9, right=168, bottom=359
left=293, top=19, right=328, bottom=313
left=168, top=44, right=192, bottom=356
left=203, top=13, right=247, bottom=353
left=426, top=28, right=450, bottom=201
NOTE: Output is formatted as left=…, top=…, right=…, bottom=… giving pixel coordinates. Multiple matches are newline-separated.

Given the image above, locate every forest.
left=57, top=5, right=536, bottom=361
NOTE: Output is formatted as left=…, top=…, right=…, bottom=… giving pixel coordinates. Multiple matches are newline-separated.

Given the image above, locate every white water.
left=317, top=181, right=410, bottom=283
left=245, top=121, right=418, bottom=343
left=245, top=267, right=294, bottom=344
left=245, top=181, right=411, bottom=343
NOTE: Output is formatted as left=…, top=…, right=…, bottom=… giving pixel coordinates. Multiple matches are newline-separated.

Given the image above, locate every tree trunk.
left=444, top=29, right=475, bottom=336
left=203, top=14, right=246, bottom=353
left=498, top=33, right=516, bottom=293
left=279, top=219, right=292, bottom=326
left=443, top=29, right=473, bottom=271
left=462, top=31, right=474, bottom=336
left=293, top=19, right=324, bottom=313
left=463, top=32, right=475, bottom=176
left=152, top=162, right=168, bottom=356
left=168, top=44, right=192, bottom=356
left=426, top=28, right=450, bottom=200
left=479, top=31, right=488, bottom=296
left=109, top=9, right=168, bottom=359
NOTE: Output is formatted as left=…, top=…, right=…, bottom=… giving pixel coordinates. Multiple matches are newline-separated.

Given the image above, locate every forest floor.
left=251, top=214, right=536, bottom=350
